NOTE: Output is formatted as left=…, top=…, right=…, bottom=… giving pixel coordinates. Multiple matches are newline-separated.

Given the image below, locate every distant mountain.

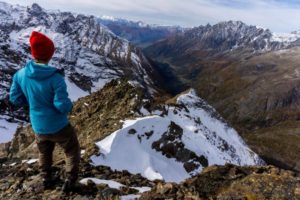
left=146, top=21, right=300, bottom=60
left=145, top=20, right=300, bottom=171
left=98, top=16, right=186, bottom=48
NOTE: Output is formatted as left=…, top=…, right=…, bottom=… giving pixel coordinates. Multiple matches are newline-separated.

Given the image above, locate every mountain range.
left=1, top=1, right=300, bottom=199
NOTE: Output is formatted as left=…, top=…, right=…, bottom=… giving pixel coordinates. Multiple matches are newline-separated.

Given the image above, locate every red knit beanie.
left=29, top=31, right=55, bottom=61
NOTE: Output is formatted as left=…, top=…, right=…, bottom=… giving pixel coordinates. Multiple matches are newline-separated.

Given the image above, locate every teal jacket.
left=9, top=60, right=72, bottom=134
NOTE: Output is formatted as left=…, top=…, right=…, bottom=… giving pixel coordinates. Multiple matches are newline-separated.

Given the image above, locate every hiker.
left=9, top=31, right=80, bottom=192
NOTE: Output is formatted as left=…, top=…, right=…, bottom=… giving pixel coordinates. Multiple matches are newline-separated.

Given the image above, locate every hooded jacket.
left=9, top=60, right=72, bottom=134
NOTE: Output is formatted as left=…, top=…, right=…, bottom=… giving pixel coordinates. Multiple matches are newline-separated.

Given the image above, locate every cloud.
left=2, top=0, right=300, bottom=32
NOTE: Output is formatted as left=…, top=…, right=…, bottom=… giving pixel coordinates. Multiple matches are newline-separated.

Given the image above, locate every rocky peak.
left=27, top=3, right=45, bottom=16
left=183, top=20, right=280, bottom=53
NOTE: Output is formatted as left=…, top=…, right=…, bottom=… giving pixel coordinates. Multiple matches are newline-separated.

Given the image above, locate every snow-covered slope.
left=91, top=89, right=263, bottom=183
left=271, top=31, right=300, bottom=44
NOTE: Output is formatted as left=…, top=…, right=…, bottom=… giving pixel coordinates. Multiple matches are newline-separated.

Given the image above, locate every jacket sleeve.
left=53, top=75, right=73, bottom=114
left=9, top=73, right=28, bottom=107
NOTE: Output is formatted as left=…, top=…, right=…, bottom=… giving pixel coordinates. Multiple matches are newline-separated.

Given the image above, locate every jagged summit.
left=146, top=20, right=300, bottom=60
left=28, top=3, right=44, bottom=15
left=174, top=20, right=285, bottom=53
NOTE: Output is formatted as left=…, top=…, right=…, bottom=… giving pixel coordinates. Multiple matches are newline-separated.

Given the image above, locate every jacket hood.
left=25, top=60, right=58, bottom=79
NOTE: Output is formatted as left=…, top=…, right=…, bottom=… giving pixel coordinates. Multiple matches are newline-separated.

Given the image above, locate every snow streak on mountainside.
left=91, top=89, right=263, bottom=183
left=0, top=2, right=161, bottom=143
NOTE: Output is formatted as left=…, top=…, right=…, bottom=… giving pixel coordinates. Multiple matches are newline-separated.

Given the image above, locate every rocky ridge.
left=0, top=79, right=271, bottom=199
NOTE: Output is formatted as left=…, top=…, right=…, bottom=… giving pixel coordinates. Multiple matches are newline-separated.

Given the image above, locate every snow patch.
left=0, top=115, right=19, bottom=144
left=271, top=32, right=300, bottom=43
left=80, top=178, right=124, bottom=189
left=80, top=177, right=151, bottom=198
left=65, top=78, right=89, bottom=102
left=26, top=159, right=38, bottom=164
left=120, top=194, right=141, bottom=200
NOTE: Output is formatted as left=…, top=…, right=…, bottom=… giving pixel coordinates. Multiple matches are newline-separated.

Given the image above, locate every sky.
left=2, top=0, right=300, bottom=32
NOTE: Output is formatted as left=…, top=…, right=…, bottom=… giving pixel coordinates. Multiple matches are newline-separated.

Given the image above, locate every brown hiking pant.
left=35, top=124, right=80, bottom=181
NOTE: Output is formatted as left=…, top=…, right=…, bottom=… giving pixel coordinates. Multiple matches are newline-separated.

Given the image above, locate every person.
left=9, top=31, right=80, bottom=192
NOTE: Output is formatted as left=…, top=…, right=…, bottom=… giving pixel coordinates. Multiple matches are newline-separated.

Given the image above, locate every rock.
left=128, top=128, right=137, bottom=135
left=73, top=195, right=90, bottom=200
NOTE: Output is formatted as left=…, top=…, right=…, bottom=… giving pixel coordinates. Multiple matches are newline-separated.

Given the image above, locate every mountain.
left=146, top=21, right=300, bottom=57
left=98, top=16, right=185, bottom=48
left=145, top=20, right=300, bottom=171
left=0, top=2, right=297, bottom=199
left=0, top=2, right=166, bottom=140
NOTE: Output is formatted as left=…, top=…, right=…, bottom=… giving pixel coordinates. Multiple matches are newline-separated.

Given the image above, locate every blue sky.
left=2, top=0, right=300, bottom=32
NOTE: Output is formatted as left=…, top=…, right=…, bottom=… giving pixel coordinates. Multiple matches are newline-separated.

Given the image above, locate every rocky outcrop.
left=152, top=122, right=209, bottom=173
left=0, top=157, right=154, bottom=200
left=141, top=164, right=300, bottom=200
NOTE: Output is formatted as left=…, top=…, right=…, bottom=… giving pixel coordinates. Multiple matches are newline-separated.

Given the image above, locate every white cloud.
left=2, top=0, right=300, bottom=32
